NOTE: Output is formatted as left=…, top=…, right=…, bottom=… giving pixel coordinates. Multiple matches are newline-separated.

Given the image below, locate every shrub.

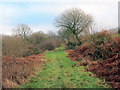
left=66, top=42, right=77, bottom=50
left=36, top=36, right=61, bottom=51
left=2, top=35, right=32, bottom=57
left=37, top=39, right=56, bottom=51
left=89, top=30, right=119, bottom=60
left=68, top=30, right=120, bottom=60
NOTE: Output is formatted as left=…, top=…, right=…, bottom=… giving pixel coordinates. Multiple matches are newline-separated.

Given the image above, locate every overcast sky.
left=0, top=0, right=119, bottom=35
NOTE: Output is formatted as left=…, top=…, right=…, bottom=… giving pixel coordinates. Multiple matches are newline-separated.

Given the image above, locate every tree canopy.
left=56, top=8, right=93, bottom=45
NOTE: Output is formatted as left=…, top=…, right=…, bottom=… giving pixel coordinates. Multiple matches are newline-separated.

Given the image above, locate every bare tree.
left=55, top=8, right=93, bottom=45
left=13, top=24, right=32, bottom=39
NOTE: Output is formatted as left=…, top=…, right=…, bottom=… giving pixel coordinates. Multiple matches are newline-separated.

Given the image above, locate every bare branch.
left=13, top=24, right=32, bottom=39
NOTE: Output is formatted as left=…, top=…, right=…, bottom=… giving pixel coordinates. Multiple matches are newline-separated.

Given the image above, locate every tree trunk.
left=74, top=34, right=82, bottom=45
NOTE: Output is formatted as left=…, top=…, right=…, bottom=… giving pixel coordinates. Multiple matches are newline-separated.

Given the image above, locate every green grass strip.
left=20, top=48, right=110, bottom=88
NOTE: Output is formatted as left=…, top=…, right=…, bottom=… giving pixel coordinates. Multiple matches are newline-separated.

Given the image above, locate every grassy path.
left=20, top=49, right=110, bottom=88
